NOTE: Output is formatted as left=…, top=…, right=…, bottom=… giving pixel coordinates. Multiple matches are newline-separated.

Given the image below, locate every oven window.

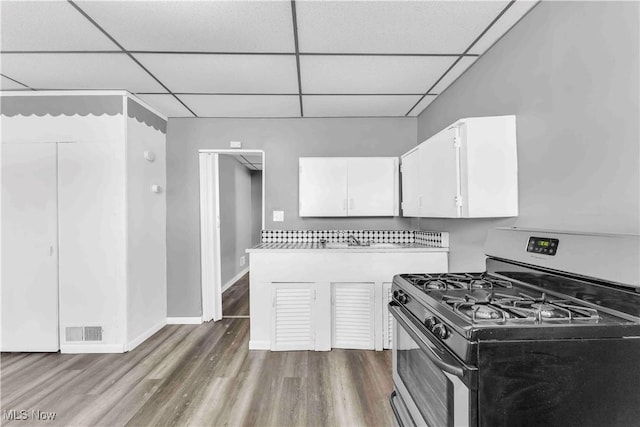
left=397, top=323, right=453, bottom=427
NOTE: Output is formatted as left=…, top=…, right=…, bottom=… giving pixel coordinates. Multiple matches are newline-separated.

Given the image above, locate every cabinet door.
left=418, top=126, right=461, bottom=217
left=382, top=282, right=393, bottom=350
left=332, top=283, right=375, bottom=350
left=400, top=150, right=420, bottom=217
left=1, top=143, right=59, bottom=352
left=299, top=158, right=348, bottom=217
left=271, top=283, right=315, bottom=351
left=347, top=158, right=398, bottom=216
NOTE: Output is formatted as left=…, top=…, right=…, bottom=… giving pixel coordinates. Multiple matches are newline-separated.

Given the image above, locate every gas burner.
left=443, top=291, right=601, bottom=324
left=401, top=273, right=513, bottom=291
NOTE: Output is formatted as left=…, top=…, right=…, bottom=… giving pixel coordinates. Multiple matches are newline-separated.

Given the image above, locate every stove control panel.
left=423, top=316, right=449, bottom=339
left=527, top=236, right=559, bottom=256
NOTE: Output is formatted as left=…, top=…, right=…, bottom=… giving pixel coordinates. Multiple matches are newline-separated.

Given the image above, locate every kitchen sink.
left=323, top=242, right=399, bottom=249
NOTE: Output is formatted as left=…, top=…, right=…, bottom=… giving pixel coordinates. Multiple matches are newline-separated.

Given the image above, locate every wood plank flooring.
left=222, top=273, right=250, bottom=317
left=1, top=318, right=393, bottom=426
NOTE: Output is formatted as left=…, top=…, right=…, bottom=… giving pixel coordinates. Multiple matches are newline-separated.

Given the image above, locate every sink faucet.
left=347, top=234, right=362, bottom=246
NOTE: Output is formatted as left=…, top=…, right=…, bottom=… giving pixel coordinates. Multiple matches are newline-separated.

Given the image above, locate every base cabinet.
left=250, top=250, right=448, bottom=351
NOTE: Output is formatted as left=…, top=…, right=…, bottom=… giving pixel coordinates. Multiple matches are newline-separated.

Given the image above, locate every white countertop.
left=246, top=242, right=448, bottom=253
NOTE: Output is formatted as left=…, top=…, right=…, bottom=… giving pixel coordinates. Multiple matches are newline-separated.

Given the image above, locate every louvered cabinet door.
left=332, top=283, right=375, bottom=350
left=383, top=282, right=393, bottom=349
left=271, top=283, right=315, bottom=351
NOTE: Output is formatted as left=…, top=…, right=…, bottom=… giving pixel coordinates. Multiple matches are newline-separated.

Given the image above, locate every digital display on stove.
left=527, top=236, right=559, bottom=255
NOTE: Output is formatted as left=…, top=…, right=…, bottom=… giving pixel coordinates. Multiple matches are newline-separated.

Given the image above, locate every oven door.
left=390, top=302, right=477, bottom=427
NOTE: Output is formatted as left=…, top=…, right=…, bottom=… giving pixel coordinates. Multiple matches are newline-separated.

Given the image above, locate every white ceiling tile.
left=134, top=54, right=298, bottom=94
left=300, top=55, right=457, bottom=94
left=296, top=1, right=510, bottom=54
left=407, top=95, right=438, bottom=117
left=303, top=95, right=419, bottom=117
left=135, top=94, right=194, bottom=118
left=0, top=75, right=29, bottom=90
left=76, top=1, right=295, bottom=52
left=470, top=1, right=540, bottom=55
left=180, top=95, right=300, bottom=117
left=430, top=57, right=477, bottom=94
left=0, top=1, right=119, bottom=51
left=1, top=53, right=164, bottom=92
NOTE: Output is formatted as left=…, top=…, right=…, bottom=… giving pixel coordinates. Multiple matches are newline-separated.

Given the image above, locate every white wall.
left=126, top=107, right=167, bottom=348
left=416, top=1, right=640, bottom=272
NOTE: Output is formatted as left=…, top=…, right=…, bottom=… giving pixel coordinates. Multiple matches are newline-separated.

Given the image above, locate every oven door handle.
left=390, top=302, right=468, bottom=380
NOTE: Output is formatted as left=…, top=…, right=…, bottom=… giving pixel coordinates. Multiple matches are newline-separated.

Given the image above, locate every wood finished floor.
left=222, top=273, right=250, bottom=317
left=1, top=293, right=393, bottom=427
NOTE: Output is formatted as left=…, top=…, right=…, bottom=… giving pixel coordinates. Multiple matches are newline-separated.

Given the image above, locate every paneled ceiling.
left=0, top=0, right=538, bottom=118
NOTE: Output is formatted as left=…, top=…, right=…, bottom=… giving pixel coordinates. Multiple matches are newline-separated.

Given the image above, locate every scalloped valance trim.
left=127, top=98, right=166, bottom=134
left=1, top=95, right=123, bottom=117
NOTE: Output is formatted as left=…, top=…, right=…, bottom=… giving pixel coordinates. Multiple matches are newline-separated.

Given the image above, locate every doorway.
left=198, top=149, right=264, bottom=322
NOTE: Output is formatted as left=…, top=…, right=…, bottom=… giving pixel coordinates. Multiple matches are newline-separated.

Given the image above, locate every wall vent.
left=65, top=327, right=84, bottom=342
left=84, top=326, right=103, bottom=341
left=64, top=326, right=103, bottom=342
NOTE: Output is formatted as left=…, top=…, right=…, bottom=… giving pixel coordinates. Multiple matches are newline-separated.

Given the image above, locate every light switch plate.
left=273, top=210, right=284, bottom=222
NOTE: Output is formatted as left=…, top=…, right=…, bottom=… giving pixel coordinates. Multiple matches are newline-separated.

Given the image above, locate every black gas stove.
left=389, top=228, right=640, bottom=427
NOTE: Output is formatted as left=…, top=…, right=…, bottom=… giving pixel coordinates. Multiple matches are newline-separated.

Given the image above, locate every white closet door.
left=1, top=143, right=59, bottom=352
left=332, top=283, right=375, bottom=350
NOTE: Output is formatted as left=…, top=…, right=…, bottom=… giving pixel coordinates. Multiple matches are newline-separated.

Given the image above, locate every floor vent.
left=64, top=326, right=103, bottom=342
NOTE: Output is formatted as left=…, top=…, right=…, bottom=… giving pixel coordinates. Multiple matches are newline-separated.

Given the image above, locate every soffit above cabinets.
left=0, top=0, right=539, bottom=118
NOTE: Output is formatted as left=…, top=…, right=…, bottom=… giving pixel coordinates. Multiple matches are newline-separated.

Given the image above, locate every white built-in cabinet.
left=1, top=92, right=167, bottom=354
left=299, top=157, right=399, bottom=217
left=249, top=249, right=448, bottom=351
left=401, top=115, right=518, bottom=218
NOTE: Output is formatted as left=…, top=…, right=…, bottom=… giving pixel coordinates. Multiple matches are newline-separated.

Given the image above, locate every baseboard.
left=222, top=267, right=250, bottom=293
left=60, top=343, right=125, bottom=354
left=127, top=318, right=167, bottom=351
left=167, top=316, right=203, bottom=325
left=249, top=340, right=270, bottom=350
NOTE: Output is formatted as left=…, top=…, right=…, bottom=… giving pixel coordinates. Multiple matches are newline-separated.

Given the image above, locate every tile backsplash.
left=260, top=230, right=448, bottom=247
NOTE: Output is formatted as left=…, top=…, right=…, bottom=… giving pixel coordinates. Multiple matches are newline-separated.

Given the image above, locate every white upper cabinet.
left=299, top=157, right=348, bottom=217
left=400, top=148, right=420, bottom=217
left=402, top=115, right=518, bottom=218
left=299, top=157, right=399, bottom=217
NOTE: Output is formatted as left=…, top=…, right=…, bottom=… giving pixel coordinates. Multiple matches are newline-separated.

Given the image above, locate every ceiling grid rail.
left=290, top=0, right=304, bottom=117
left=66, top=0, right=198, bottom=117
left=405, top=0, right=518, bottom=116
left=0, top=73, right=34, bottom=90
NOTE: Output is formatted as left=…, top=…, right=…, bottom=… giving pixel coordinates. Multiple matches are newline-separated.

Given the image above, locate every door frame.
left=198, top=149, right=265, bottom=322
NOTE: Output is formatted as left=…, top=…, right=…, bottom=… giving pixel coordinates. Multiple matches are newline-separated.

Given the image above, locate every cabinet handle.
left=418, top=195, right=423, bottom=208
left=350, top=198, right=354, bottom=210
